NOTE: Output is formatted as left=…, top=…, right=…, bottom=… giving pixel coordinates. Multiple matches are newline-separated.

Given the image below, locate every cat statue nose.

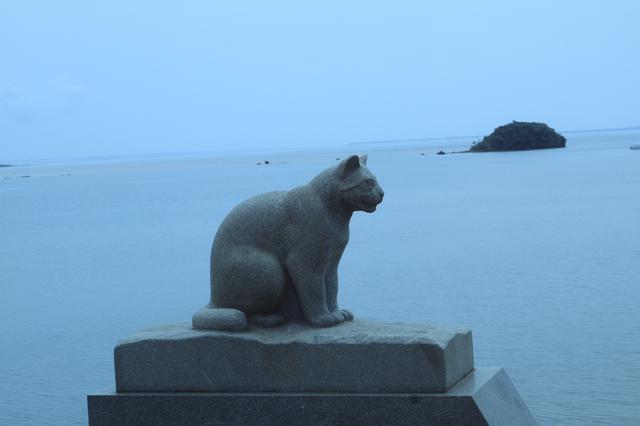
left=378, top=190, right=384, bottom=202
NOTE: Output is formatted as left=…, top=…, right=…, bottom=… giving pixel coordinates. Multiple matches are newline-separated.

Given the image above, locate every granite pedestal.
left=115, top=320, right=473, bottom=393
left=88, top=320, right=537, bottom=425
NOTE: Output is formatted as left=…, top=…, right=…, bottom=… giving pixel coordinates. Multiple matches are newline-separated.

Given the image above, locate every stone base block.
left=88, top=368, right=537, bottom=426
left=115, top=320, right=473, bottom=393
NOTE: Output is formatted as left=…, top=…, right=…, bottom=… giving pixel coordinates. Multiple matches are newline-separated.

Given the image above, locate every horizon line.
left=4, top=124, right=640, bottom=166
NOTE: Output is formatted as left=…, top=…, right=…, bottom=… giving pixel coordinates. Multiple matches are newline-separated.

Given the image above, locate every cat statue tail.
left=192, top=305, right=248, bottom=331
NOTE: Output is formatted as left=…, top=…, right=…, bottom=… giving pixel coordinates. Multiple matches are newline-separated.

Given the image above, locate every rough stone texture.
left=193, top=154, right=385, bottom=331
left=115, top=320, right=473, bottom=393
left=470, top=121, right=566, bottom=152
left=89, top=368, right=537, bottom=426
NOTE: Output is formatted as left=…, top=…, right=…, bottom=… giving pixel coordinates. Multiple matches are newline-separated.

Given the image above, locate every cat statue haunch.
left=192, top=155, right=384, bottom=331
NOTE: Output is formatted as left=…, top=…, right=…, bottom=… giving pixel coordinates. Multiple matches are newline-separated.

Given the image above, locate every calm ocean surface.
left=1, top=132, right=639, bottom=424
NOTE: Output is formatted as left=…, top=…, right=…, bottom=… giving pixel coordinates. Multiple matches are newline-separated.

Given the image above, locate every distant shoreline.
left=349, top=125, right=640, bottom=146
left=560, top=125, right=640, bottom=134
left=0, top=164, right=12, bottom=168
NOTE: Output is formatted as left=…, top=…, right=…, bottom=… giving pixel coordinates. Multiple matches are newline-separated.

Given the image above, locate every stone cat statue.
left=192, top=155, right=384, bottom=331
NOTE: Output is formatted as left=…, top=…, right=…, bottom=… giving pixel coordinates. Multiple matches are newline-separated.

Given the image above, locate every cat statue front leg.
left=325, top=265, right=353, bottom=321
left=286, top=252, right=347, bottom=327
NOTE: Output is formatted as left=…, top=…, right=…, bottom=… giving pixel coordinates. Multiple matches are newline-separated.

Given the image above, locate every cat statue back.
left=192, top=155, right=384, bottom=331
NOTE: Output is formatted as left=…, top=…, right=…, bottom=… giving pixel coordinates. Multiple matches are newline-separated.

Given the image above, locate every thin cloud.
left=0, top=87, right=37, bottom=123
left=49, top=74, right=85, bottom=96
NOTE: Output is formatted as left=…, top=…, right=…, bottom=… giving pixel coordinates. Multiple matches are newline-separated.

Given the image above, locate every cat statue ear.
left=337, top=154, right=366, bottom=179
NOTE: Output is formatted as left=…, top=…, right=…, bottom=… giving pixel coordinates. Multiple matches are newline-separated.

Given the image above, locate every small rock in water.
left=264, top=160, right=270, bottom=165
left=436, top=151, right=446, bottom=155
left=256, top=162, right=262, bottom=165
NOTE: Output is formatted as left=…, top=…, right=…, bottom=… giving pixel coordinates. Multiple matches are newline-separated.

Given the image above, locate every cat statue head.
left=336, top=155, right=384, bottom=213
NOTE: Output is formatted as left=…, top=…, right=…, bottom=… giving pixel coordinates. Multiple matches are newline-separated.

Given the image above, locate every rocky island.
left=470, top=121, right=566, bottom=152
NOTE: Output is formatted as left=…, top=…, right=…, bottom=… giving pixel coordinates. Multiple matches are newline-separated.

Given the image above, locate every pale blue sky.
left=1, top=1, right=639, bottom=161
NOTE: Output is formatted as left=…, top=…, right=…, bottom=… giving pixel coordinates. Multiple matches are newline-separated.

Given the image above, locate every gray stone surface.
left=115, top=320, right=473, bottom=393
left=193, top=154, right=385, bottom=330
left=89, top=368, right=537, bottom=426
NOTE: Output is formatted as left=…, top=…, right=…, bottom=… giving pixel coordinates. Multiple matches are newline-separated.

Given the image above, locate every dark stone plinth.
left=115, top=320, right=473, bottom=393
left=88, top=368, right=537, bottom=426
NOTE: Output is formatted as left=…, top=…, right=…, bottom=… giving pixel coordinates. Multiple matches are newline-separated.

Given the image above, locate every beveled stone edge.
left=444, top=329, right=475, bottom=390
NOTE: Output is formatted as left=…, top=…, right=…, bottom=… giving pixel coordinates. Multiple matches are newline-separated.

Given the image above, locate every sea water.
left=1, top=132, right=639, bottom=425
